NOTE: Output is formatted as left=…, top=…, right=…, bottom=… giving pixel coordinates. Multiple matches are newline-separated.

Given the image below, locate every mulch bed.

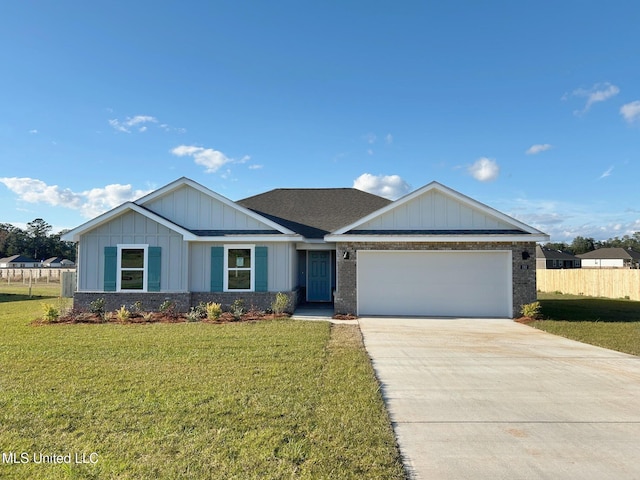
left=514, top=316, right=537, bottom=324
left=32, top=311, right=291, bottom=326
left=332, top=314, right=358, bottom=321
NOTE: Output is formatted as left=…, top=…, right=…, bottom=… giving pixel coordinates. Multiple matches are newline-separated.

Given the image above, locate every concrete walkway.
left=358, top=317, right=640, bottom=480
left=291, top=304, right=357, bottom=324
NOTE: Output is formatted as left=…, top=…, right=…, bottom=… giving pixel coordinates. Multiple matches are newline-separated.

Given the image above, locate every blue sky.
left=1, top=1, right=639, bottom=242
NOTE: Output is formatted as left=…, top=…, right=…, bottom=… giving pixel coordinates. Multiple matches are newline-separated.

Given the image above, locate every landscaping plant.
left=520, top=301, right=541, bottom=319
left=271, top=292, right=290, bottom=315
left=205, top=301, right=222, bottom=320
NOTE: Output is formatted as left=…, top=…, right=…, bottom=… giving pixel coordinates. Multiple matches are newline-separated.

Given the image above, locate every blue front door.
left=307, top=251, right=331, bottom=302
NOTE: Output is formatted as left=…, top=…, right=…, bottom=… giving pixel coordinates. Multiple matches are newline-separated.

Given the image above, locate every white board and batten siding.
left=142, top=184, right=275, bottom=231
left=77, top=210, right=186, bottom=291
left=188, top=242, right=295, bottom=292
left=357, top=250, right=513, bottom=318
left=353, top=189, right=515, bottom=231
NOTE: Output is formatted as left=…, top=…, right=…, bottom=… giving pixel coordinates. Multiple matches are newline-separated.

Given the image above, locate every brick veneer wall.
left=334, top=241, right=537, bottom=318
left=73, top=289, right=300, bottom=314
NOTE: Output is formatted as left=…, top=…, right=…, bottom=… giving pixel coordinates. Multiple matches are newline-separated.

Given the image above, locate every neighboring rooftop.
left=238, top=188, right=392, bottom=238
left=536, top=245, right=580, bottom=260
left=577, top=247, right=640, bottom=260
left=0, top=254, right=39, bottom=264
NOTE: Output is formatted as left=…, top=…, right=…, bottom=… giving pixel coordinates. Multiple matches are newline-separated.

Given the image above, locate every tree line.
left=543, top=232, right=640, bottom=255
left=0, top=219, right=76, bottom=262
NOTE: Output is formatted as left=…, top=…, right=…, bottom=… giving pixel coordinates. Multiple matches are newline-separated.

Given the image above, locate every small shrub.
left=142, top=312, right=154, bottom=322
left=130, top=301, right=143, bottom=314
left=520, top=301, right=541, bottom=319
left=115, top=305, right=131, bottom=322
left=41, top=303, right=60, bottom=323
left=159, top=300, right=179, bottom=319
left=186, top=308, right=201, bottom=322
left=206, top=302, right=222, bottom=320
left=159, top=300, right=174, bottom=312
left=194, top=302, right=208, bottom=318
left=89, top=298, right=106, bottom=320
left=271, top=292, right=290, bottom=315
left=230, top=299, right=245, bottom=320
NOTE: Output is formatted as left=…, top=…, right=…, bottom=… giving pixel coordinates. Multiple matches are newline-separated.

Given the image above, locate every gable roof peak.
left=327, top=180, right=549, bottom=240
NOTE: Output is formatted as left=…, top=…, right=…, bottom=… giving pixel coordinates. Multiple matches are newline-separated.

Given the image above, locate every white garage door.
left=357, top=250, right=512, bottom=317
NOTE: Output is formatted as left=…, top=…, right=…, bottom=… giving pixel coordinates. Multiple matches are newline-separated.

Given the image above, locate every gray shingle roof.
left=577, top=247, right=640, bottom=260
left=536, top=246, right=580, bottom=260
left=238, top=188, right=391, bottom=238
left=0, top=254, right=39, bottom=263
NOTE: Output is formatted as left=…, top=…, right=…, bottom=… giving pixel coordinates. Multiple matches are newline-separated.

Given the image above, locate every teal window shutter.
left=104, top=246, right=117, bottom=291
left=148, top=247, right=161, bottom=292
left=255, top=246, right=268, bottom=292
left=211, top=246, right=224, bottom=291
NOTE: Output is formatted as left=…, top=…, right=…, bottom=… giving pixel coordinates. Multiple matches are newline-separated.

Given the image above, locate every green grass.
left=0, top=290, right=405, bottom=479
left=533, top=292, right=640, bottom=356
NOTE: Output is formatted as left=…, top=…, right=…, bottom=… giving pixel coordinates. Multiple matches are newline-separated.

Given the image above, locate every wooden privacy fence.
left=537, top=269, right=640, bottom=301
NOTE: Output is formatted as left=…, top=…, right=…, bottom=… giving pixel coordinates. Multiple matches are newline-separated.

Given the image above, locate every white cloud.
left=620, top=100, right=640, bottom=123
left=599, top=166, right=614, bottom=179
left=364, top=133, right=377, bottom=144
left=353, top=173, right=411, bottom=200
left=468, top=157, right=499, bottom=182
left=248, top=164, right=263, bottom=170
left=526, top=144, right=553, bottom=155
left=108, top=115, right=159, bottom=133
left=171, top=145, right=249, bottom=174
left=506, top=196, right=640, bottom=242
left=29, top=129, right=38, bottom=134
left=0, top=177, right=151, bottom=218
left=385, top=133, right=393, bottom=144
left=566, top=82, right=620, bottom=115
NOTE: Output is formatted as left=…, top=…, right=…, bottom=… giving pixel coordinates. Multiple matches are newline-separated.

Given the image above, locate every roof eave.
left=136, top=177, right=297, bottom=235
left=190, top=234, right=303, bottom=242
left=60, top=203, right=197, bottom=242
left=332, top=182, right=547, bottom=236
left=324, top=233, right=550, bottom=243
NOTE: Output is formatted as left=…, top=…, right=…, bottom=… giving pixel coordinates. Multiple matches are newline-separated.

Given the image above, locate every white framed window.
left=224, top=245, right=254, bottom=292
left=117, top=244, right=149, bottom=291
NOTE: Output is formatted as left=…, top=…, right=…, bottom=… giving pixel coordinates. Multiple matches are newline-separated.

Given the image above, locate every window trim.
left=116, top=244, right=149, bottom=292
left=223, top=244, right=255, bottom=292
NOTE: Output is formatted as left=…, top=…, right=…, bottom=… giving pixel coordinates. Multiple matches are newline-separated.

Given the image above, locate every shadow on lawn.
left=0, top=293, right=59, bottom=303
left=539, top=297, right=640, bottom=323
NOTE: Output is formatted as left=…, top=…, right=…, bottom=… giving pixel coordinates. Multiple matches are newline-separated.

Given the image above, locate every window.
left=224, top=245, right=254, bottom=291
left=117, top=245, right=148, bottom=291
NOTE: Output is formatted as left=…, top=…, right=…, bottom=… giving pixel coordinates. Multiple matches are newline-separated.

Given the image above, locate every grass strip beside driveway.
left=0, top=293, right=404, bottom=479
left=534, top=292, right=640, bottom=356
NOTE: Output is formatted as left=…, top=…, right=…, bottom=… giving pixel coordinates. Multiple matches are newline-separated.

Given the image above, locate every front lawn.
left=534, top=292, right=640, bottom=356
left=0, top=289, right=404, bottom=479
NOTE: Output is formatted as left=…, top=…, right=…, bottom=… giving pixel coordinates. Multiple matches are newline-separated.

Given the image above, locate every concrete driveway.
left=358, top=317, right=640, bottom=480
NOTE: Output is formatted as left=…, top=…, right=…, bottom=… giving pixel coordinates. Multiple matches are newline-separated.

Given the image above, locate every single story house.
left=61, top=177, right=549, bottom=318
left=0, top=255, right=40, bottom=268
left=536, top=246, right=581, bottom=269
left=42, top=257, right=75, bottom=268
left=577, top=247, right=640, bottom=269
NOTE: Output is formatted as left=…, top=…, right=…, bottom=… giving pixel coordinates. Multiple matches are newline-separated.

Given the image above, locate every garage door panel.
left=357, top=251, right=511, bottom=317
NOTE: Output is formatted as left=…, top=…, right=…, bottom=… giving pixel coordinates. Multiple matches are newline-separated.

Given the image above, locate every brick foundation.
left=334, top=241, right=537, bottom=318
left=73, top=289, right=301, bottom=314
